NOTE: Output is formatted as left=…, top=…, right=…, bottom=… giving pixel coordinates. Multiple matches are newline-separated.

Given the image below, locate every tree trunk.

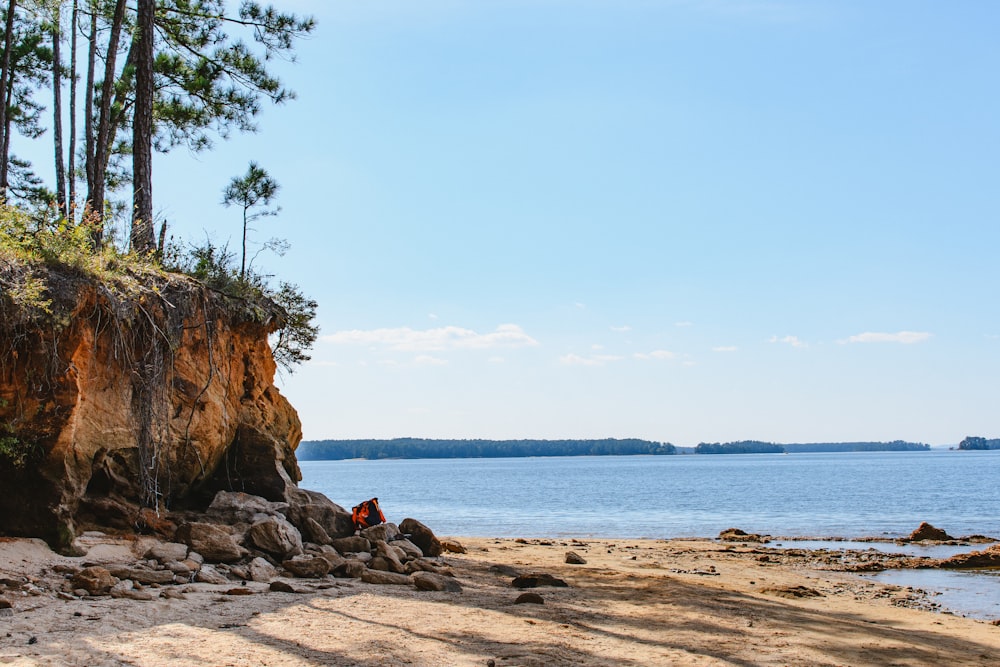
left=68, top=0, right=78, bottom=220
left=86, top=0, right=126, bottom=245
left=0, top=0, right=17, bottom=199
left=131, top=0, right=154, bottom=254
left=83, top=1, right=95, bottom=210
left=52, top=6, right=67, bottom=216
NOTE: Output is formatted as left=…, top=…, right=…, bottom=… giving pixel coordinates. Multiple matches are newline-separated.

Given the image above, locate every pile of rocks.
left=55, top=489, right=463, bottom=600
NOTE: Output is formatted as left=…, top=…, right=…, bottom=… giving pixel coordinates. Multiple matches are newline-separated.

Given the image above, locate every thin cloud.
left=769, top=335, right=806, bottom=348
left=713, top=346, right=738, bottom=353
left=840, top=331, right=932, bottom=345
left=634, top=350, right=676, bottom=361
left=675, top=321, right=694, bottom=327
left=323, top=324, right=539, bottom=352
left=611, top=325, right=632, bottom=333
left=413, top=355, right=448, bottom=366
left=559, top=353, right=623, bottom=367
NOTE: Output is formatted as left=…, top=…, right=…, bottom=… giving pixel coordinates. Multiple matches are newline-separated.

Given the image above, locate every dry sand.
left=2, top=535, right=999, bottom=666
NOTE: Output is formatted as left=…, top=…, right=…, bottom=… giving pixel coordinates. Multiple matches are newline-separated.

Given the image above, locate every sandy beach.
left=1, top=534, right=999, bottom=666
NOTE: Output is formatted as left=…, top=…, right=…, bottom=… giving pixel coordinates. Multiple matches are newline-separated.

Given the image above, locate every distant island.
left=296, top=438, right=932, bottom=461
left=958, top=436, right=1000, bottom=450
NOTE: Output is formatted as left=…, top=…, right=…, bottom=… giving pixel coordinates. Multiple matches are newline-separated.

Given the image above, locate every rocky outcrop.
left=0, top=264, right=301, bottom=548
left=905, top=522, right=954, bottom=542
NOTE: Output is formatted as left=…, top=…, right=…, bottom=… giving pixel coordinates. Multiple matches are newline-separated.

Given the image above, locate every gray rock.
left=312, top=546, right=347, bottom=571
left=144, top=542, right=189, bottom=563
left=175, top=522, right=244, bottom=563
left=269, top=580, right=297, bottom=593
left=399, top=518, right=443, bottom=557
left=284, top=488, right=356, bottom=539
left=405, top=558, right=452, bottom=575
left=565, top=551, right=587, bottom=565
left=331, top=536, right=370, bottom=554
left=106, top=565, right=176, bottom=586
left=361, top=522, right=400, bottom=544
left=109, top=579, right=134, bottom=598
left=246, top=515, right=304, bottom=560
left=361, top=569, right=412, bottom=586
left=303, top=517, right=333, bottom=545
left=248, top=557, right=279, bottom=583
left=208, top=490, right=287, bottom=524
left=282, top=555, right=331, bottom=578
left=194, top=565, right=230, bottom=585
left=392, top=538, right=424, bottom=561
left=412, top=572, right=463, bottom=593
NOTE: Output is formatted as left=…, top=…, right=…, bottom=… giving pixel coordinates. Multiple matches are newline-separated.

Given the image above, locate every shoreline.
left=2, top=534, right=1000, bottom=666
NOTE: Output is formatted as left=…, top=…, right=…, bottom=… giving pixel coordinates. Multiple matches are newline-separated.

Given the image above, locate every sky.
left=31, top=1, right=1000, bottom=445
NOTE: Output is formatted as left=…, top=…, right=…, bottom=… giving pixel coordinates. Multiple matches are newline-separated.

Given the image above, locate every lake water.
left=300, top=450, right=1000, bottom=620
left=300, top=450, right=1000, bottom=539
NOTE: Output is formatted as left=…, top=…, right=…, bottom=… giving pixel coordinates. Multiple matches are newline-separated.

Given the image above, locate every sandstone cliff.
left=0, top=259, right=303, bottom=547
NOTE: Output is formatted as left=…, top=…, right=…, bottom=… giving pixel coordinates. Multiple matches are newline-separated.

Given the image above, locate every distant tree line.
left=694, top=440, right=930, bottom=455
left=958, top=436, right=1000, bottom=450
left=296, top=438, right=676, bottom=461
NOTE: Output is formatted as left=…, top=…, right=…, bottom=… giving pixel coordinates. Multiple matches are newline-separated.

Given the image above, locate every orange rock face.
left=0, top=267, right=302, bottom=547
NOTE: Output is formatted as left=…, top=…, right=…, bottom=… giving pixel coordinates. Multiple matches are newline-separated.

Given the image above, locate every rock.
left=175, top=523, right=244, bottom=563
left=399, top=518, right=443, bottom=557
left=412, top=572, right=463, bottom=593
left=247, top=557, right=279, bottom=583
left=166, top=561, right=192, bottom=575
left=284, top=491, right=355, bottom=541
left=106, top=566, right=175, bottom=586
left=330, top=536, right=370, bottom=554
left=440, top=539, right=466, bottom=554
left=312, top=546, right=347, bottom=572
left=303, top=518, right=333, bottom=545
left=391, top=538, right=424, bottom=561
left=194, top=565, right=230, bottom=585
left=718, top=528, right=769, bottom=543
left=565, top=551, right=587, bottom=565
left=282, top=556, right=331, bottom=579
left=70, top=567, right=117, bottom=596
left=109, top=580, right=134, bottom=598
left=207, top=491, right=287, bottom=524
left=144, top=542, right=189, bottom=564
left=514, top=592, right=545, bottom=605
left=361, top=569, right=412, bottom=586
left=269, top=580, right=296, bottom=593
left=939, top=544, right=1000, bottom=569
left=0, top=597, right=13, bottom=609
left=512, top=573, right=569, bottom=589
left=332, top=561, right=366, bottom=579
left=907, top=522, right=954, bottom=542
left=361, top=523, right=400, bottom=544
left=761, top=586, right=824, bottom=599
left=223, top=588, right=256, bottom=596
left=405, top=559, right=452, bottom=576
left=246, top=515, right=304, bottom=560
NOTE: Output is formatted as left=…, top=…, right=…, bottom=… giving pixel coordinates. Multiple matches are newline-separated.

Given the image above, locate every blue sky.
left=76, top=1, right=1000, bottom=444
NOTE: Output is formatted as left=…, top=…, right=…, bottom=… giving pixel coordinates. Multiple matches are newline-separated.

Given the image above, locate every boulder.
left=302, top=518, right=333, bottom=546
left=361, top=523, right=400, bottom=544
left=194, top=565, right=230, bottom=585
left=399, top=518, right=442, bottom=557
left=440, top=539, right=467, bottom=554
left=312, top=546, right=347, bottom=572
left=282, top=555, right=331, bottom=578
left=175, top=523, right=244, bottom=563
left=248, top=557, right=279, bottom=583
left=565, top=551, right=587, bottom=565
left=718, top=528, right=769, bottom=543
left=207, top=491, right=287, bottom=525
left=284, top=491, right=355, bottom=541
left=515, top=592, right=545, bottom=605
left=106, top=565, right=176, bottom=586
left=246, top=515, right=303, bottom=560
left=405, top=559, right=453, bottom=576
left=144, top=542, right=189, bottom=564
left=392, top=538, right=424, bottom=561
left=361, top=569, right=412, bottom=586
left=939, top=544, right=1000, bottom=569
left=71, top=566, right=116, bottom=596
left=907, top=522, right=954, bottom=542
left=331, top=536, right=370, bottom=554
left=332, top=561, right=366, bottom=579
left=412, top=572, right=463, bottom=593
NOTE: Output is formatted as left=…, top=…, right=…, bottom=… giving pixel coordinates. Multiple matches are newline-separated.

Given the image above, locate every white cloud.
left=323, top=324, right=539, bottom=352
left=769, top=335, right=806, bottom=348
left=840, top=331, right=932, bottom=345
left=559, top=353, right=623, bottom=367
left=611, top=325, right=632, bottom=333
left=713, top=346, right=738, bottom=353
left=634, top=350, right=676, bottom=361
left=675, top=321, right=693, bottom=327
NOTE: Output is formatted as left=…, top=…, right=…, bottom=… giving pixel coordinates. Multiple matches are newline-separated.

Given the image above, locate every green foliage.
left=958, top=436, right=1000, bottom=451
left=297, top=438, right=676, bottom=461
left=270, top=281, right=318, bottom=374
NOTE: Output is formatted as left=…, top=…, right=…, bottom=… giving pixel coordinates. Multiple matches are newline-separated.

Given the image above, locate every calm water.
left=300, top=450, right=1000, bottom=539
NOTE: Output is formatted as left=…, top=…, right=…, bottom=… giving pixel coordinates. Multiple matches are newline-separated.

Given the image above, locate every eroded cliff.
left=0, top=258, right=303, bottom=547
